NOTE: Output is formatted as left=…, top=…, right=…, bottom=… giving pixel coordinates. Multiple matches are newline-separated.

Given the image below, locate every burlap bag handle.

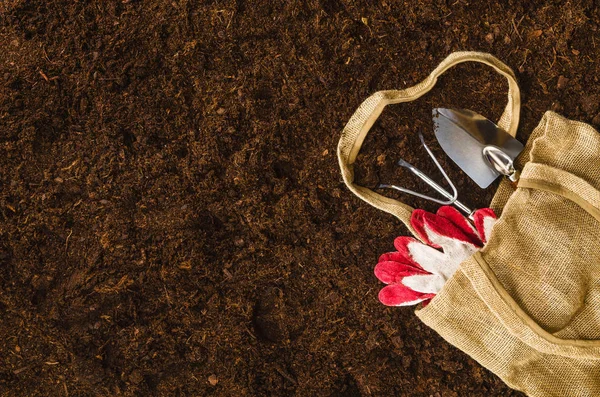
left=337, top=51, right=520, bottom=234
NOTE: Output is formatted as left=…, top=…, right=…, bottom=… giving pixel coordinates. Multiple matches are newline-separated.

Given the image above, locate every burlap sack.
left=338, top=52, right=600, bottom=397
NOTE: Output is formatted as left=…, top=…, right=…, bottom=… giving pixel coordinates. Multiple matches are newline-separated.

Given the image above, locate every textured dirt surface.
left=1, top=1, right=598, bottom=396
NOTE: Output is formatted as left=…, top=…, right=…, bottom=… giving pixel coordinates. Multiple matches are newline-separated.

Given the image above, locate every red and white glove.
left=375, top=206, right=497, bottom=307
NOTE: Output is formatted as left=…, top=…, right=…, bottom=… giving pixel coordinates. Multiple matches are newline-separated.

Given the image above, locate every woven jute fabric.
left=338, top=52, right=600, bottom=397
left=418, top=111, right=600, bottom=396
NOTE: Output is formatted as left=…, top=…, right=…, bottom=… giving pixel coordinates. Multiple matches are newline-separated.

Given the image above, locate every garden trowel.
left=432, top=108, right=524, bottom=188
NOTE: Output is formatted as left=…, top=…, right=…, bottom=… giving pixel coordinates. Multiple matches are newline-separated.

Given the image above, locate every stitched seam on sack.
left=472, top=252, right=600, bottom=352
left=518, top=178, right=600, bottom=223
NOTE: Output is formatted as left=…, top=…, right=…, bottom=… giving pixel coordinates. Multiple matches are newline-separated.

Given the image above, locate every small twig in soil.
left=511, top=16, right=524, bottom=41
left=65, top=229, right=73, bottom=252
left=274, top=365, right=297, bottom=385
left=13, top=365, right=32, bottom=375
left=163, top=285, right=172, bottom=307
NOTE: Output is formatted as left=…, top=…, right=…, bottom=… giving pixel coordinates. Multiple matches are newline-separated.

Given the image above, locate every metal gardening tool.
left=378, top=133, right=475, bottom=219
left=432, top=108, right=524, bottom=188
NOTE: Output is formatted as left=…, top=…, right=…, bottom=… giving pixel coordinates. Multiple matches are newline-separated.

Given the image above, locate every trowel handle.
left=508, top=169, right=520, bottom=190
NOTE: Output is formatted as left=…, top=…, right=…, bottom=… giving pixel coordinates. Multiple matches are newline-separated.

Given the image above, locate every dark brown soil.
left=0, top=1, right=597, bottom=396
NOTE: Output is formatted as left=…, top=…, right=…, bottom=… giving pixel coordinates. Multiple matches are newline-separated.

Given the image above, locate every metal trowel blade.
left=432, top=108, right=524, bottom=188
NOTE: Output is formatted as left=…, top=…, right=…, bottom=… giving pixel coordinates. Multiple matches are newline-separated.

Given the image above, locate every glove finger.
left=412, top=210, right=482, bottom=249
left=410, top=209, right=437, bottom=247
left=374, top=260, right=429, bottom=284
left=378, top=284, right=434, bottom=307
left=391, top=236, right=427, bottom=271
left=394, top=236, right=461, bottom=277
left=436, top=206, right=481, bottom=244
left=378, top=251, right=424, bottom=272
left=423, top=210, right=482, bottom=247
left=402, top=273, right=446, bottom=294
left=473, top=208, right=497, bottom=243
left=404, top=238, right=461, bottom=278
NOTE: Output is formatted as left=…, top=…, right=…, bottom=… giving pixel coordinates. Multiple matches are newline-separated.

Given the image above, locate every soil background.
left=1, top=1, right=598, bottom=396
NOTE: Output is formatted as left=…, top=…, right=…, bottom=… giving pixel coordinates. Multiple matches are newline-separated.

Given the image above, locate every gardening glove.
left=374, top=206, right=497, bottom=306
